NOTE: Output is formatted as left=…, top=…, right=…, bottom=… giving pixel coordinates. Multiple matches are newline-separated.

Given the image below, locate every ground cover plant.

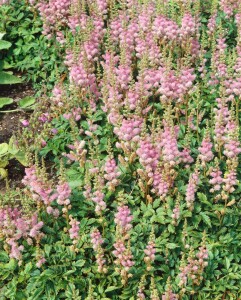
left=1, top=0, right=241, bottom=299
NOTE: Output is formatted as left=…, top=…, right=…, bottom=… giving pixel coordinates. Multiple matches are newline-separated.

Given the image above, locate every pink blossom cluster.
left=162, top=290, right=178, bottom=300
left=186, top=170, right=199, bottom=209
left=114, top=117, right=143, bottom=142
left=172, top=205, right=180, bottom=223
left=160, top=122, right=180, bottom=166
left=112, top=240, right=134, bottom=271
left=22, top=166, right=59, bottom=216
left=209, top=166, right=223, bottom=192
left=69, top=215, right=80, bottom=240
left=179, top=246, right=208, bottom=287
left=198, top=136, right=214, bottom=164
left=63, top=107, right=82, bottom=121
left=207, top=13, right=217, bottom=36
left=223, top=169, right=238, bottom=194
left=56, top=181, right=71, bottom=206
left=37, top=0, right=71, bottom=38
left=136, top=137, right=160, bottom=175
left=69, top=61, right=100, bottom=98
left=90, top=228, right=106, bottom=273
left=158, top=68, right=196, bottom=102
left=104, top=158, right=121, bottom=190
left=220, top=0, right=238, bottom=17
left=90, top=228, right=104, bottom=250
left=91, top=190, right=106, bottom=214
left=152, top=15, right=179, bottom=41
left=114, top=205, right=133, bottom=234
left=0, top=208, right=43, bottom=261
left=180, top=13, right=196, bottom=38
left=144, top=241, right=156, bottom=264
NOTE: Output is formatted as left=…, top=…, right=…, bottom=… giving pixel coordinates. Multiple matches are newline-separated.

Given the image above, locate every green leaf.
left=73, top=259, right=85, bottom=267
left=0, top=251, right=9, bottom=262
left=200, top=212, right=212, bottom=227
left=105, top=286, right=121, bottom=293
left=166, top=243, right=179, bottom=249
left=0, top=97, right=13, bottom=108
left=19, top=96, right=35, bottom=108
left=0, top=71, right=22, bottom=84
left=0, top=40, right=11, bottom=50
left=0, top=32, right=5, bottom=40
left=0, top=143, right=8, bottom=156
left=14, top=150, right=28, bottom=166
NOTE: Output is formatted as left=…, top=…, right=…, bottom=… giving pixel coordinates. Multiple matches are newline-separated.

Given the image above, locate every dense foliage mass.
left=1, top=0, right=241, bottom=299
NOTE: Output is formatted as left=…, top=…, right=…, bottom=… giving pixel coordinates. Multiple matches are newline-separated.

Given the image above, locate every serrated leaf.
left=0, top=97, right=13, bottom=108
left=200, top=212, right=212, bottom=227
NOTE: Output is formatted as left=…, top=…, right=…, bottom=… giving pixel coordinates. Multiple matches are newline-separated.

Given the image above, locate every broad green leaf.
left=0, top=97, right=13, bottom=108
left=0, top=143, right=8, bottom=156
left=0, top=40, right=11, bottom=50
left=19, top=96, right=35, bottom=108
left=0, top=71, right=22, bottom=84
left=105, top=286, right=121, bottom=293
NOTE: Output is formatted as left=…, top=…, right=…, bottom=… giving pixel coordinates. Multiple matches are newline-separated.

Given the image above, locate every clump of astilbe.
left=220, top=0, right=238, bottom=17
left=213, top=97, right=231, bottom=150
left=198, top=130, right=214, bottom=167
left=162, top=277, right=178, bottom=300
left=150, top=277, right=160, bottom=300
left=179, top=235, right=208, bottom=293
left=90, top=228, right=107, bottom=273
left=185, top=163, right=200, bottom=210
left=22, top=163, right=59, bottom=217
left=68, top=215, right=80, bottom=252
left=36, top=0, right=71, bottom=38
left=0, top=188, right=44, bottom=266
left=208, top=158, right=223, bottom=195
left=103, top=142, right=121, bottom=191
left=171, top=195, right=181, bottom=226
left=144, top=229, right=156, bottom=271
left=137, top=275, right=146, bottom=300
left=221, top=158, right=239, bottom=201
left=112, top=194, right=134, bottom=284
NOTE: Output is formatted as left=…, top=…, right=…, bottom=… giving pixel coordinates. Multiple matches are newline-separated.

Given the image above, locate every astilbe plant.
left=2, top=0, right=241, bottom=299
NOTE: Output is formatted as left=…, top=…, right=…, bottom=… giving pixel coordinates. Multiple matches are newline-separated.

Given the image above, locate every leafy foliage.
left=1, top=0, right=241, bottom=299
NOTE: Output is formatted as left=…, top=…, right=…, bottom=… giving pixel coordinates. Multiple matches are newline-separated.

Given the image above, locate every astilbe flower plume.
left=144, top=232, right=156, bottom=271
left=104, top=157, right=121, bottom=191
left=209, top=162, right=223, bottom=193
left=186, top=169, right=199, bottom=210
left=198, top=133, right=214, bottom=165
left=91, top=190, right=106, bottom=215
left=22, top=166, right=59, bottom=217
left=114, top=205, right=133, bottom=235
left=90, top=228, right=107, bottom=273
left=179, top=245, right=208, bottom=287
left=113, top=204, right=134, bottom=283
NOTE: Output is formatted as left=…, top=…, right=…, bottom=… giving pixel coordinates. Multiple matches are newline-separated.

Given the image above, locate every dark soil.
left=0, top=83, right=34, bottom=192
